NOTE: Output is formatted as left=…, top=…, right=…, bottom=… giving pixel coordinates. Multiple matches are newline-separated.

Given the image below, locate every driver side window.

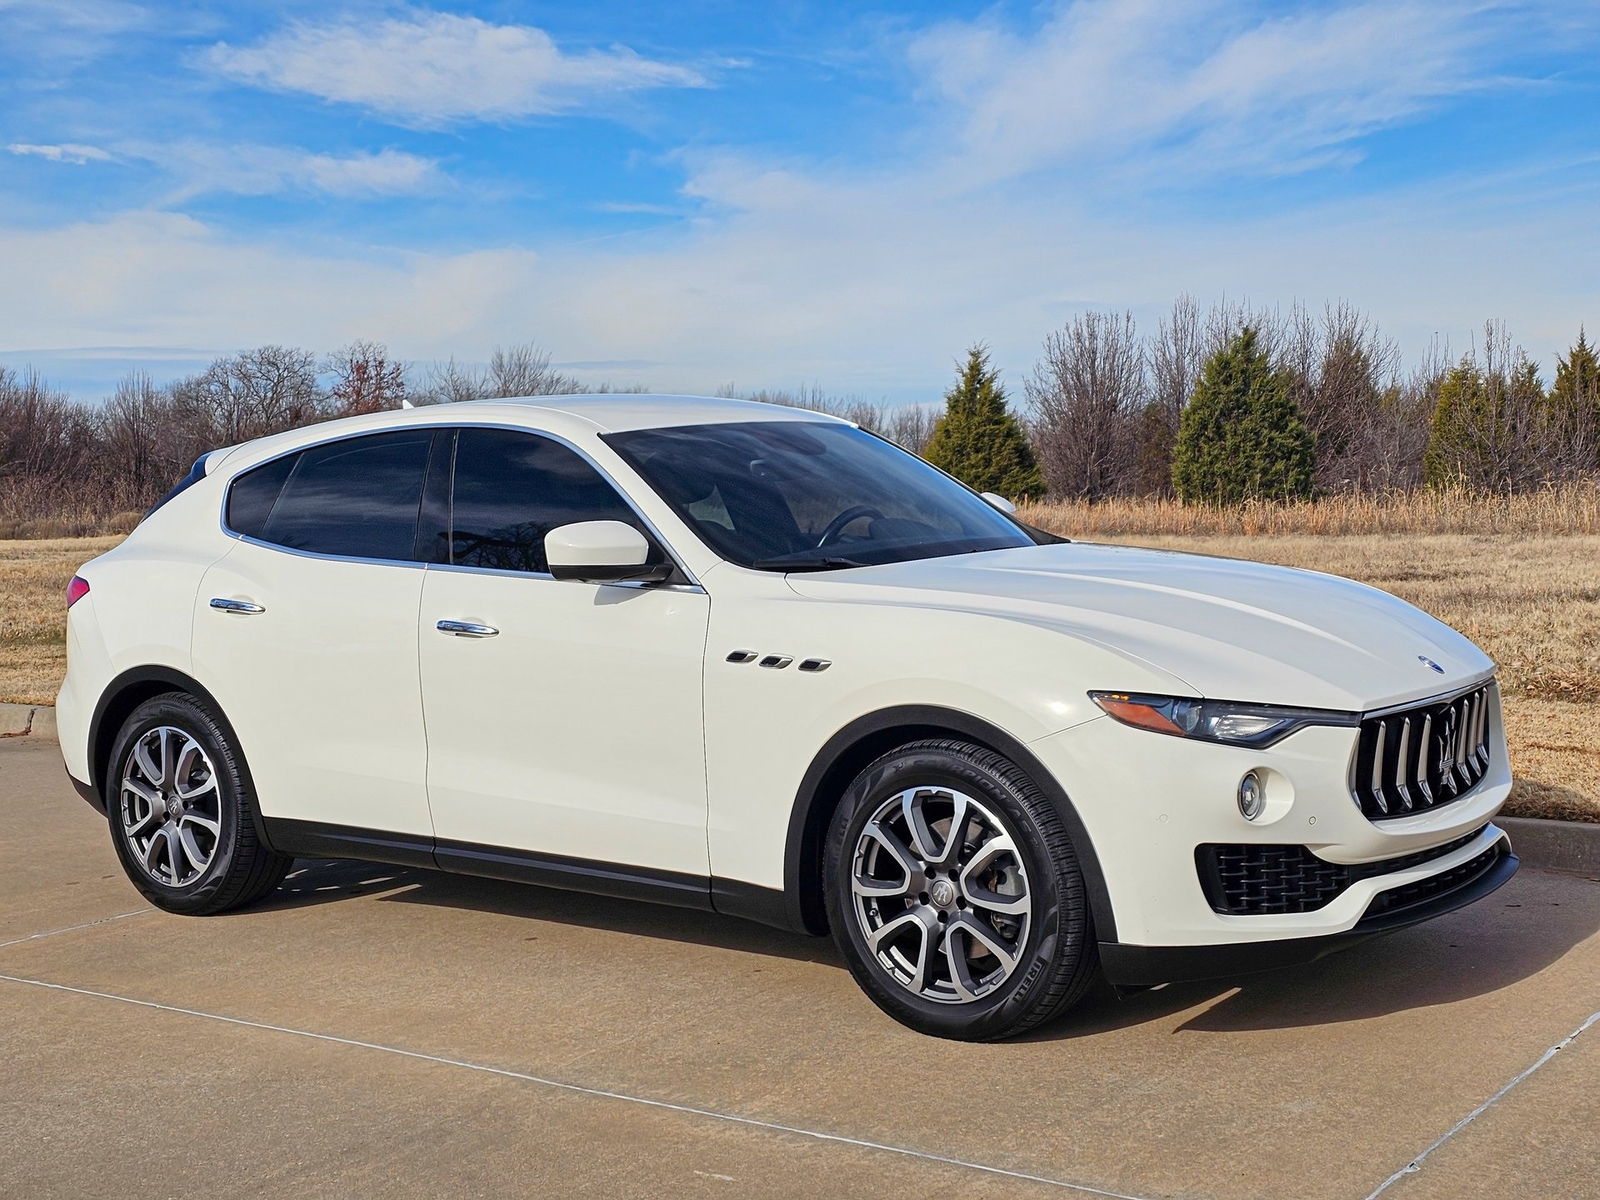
left=436, top=428, right=659, bottom=575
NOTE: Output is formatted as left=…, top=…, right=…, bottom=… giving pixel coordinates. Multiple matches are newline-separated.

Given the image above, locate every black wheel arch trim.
left=86, top=665, right=278, bottom=855
left=782, top=705, right=1118, bottom=941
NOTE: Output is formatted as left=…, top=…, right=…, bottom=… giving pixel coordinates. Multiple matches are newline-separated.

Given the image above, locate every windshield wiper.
left=752, top=553, right=874, bottom=572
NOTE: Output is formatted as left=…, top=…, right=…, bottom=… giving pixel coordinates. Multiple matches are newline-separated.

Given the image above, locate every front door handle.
left=436, top=619, right=499, bottom=638
left=210, top=598, right=265, bottom=615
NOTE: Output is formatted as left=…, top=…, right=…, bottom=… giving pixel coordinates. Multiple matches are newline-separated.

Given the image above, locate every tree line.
left=2, top=296, right=1596, bottom=529
left=921, top=299, right=1599, bottom=504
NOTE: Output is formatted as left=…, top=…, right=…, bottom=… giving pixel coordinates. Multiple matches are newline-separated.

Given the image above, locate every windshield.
left=605, top=421, right=1037, bottom=570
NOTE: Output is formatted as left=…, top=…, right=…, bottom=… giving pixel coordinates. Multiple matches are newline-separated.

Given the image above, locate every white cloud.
left=136, top=143, right=444, bottom=199
left=7, top=142, right=113, bottom=164
left=207, top=11, right=708, bottom=125
left=907, top=0, right=1500, bottom=183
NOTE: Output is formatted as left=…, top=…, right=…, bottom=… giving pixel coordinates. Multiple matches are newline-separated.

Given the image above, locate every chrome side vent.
left=1353, top=684, right=1493, bottom=821
left=797, top=658, right=831, bottom=673
left=758, top=654, right=793, bottom=670
left=725, top=649, right=758, bottom=664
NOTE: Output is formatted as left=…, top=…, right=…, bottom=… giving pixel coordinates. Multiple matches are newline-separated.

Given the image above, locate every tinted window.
left=248, top=431, right=433, bottom=560
left=225, top=453, right=297, bottom=538
left=447, top=428, right=652, bottom=574
left=606, top=421, right=1033, bottom=570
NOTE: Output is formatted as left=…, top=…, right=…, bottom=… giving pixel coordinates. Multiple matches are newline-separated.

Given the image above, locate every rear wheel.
left=106, top=693, right=291, bottom=915
left=824, top=739, right=1099, bottom=1040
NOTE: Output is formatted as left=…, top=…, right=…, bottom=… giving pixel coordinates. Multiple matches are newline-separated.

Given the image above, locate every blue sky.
left=2, top=1, right=1598, bottom=402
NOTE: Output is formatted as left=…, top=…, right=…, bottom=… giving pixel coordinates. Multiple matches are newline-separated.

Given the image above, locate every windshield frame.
left=603, top=419, right=1063, bottom=572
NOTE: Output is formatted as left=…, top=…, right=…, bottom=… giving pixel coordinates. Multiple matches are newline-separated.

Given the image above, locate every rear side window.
left=448, top=428, right=655, bottom=574
left=226, top=430, right=433, bottom=561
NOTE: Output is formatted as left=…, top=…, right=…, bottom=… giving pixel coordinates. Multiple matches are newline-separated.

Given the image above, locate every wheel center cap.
left=929, top=879, right=957, bottom=908
left=166, top=797, right=182, bottom=820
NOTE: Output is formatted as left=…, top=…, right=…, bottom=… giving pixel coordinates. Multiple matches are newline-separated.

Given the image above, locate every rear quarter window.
left=226, top=430, right=434, bottom=561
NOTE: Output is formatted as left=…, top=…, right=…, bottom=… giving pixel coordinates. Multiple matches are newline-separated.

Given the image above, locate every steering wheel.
left=816, top=505, right=884, bottom=548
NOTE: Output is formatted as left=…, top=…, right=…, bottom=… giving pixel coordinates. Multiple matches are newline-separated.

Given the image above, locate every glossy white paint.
left=418, top=566, right=711, bottom=874
left=192, top=540, right=434, bottom=837
left=545, top=520, right=650, bottom=570
left=57, top=394, right=1511, bottom=954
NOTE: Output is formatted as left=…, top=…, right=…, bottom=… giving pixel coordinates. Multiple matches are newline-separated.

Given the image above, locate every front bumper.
left=1100, top=836, right=1517, bottom=986
left=1027, top=685, right=1515, bottom=969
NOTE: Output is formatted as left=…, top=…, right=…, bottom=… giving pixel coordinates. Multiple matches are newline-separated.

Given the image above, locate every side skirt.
left=260, top=817, right=734, bottom=915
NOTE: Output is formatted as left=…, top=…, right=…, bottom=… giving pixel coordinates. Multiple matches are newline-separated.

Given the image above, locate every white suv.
left=58, top=396, right=1516, bottom=1040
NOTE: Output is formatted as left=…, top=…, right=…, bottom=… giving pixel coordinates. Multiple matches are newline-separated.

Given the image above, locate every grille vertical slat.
left=1354, top=685, right=1492, bottom=821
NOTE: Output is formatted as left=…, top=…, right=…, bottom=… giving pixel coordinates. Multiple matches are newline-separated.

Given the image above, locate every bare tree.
left=0, top=369, right=101, bottom=519
left=1138, top=294, right=1204, bottom=494
left=98, top=372, right=183, bottom=508
left=1027, top=311, right=1146, bottom=500
left=174, top=346, right=326, bottom=446
left=486, top=344, right=582, bottom=397
left=325, top=340, right=408, bottom=416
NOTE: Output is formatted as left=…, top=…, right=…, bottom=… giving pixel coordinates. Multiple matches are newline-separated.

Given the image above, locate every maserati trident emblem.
left=1418, top=655, right=1445, bottom=674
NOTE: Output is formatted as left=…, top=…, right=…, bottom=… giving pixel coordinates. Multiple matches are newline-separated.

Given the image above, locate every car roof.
left=464, top=394, right=847, bottom=433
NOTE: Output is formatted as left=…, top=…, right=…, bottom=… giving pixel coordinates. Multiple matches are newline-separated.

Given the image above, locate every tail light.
left=67, top=576, right=90, bottom=608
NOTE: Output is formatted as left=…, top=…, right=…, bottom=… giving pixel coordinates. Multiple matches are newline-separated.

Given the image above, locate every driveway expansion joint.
left=1363, top=1004, right=1600, bottom=1198
left=0, top=970, right=1154, bottom=1200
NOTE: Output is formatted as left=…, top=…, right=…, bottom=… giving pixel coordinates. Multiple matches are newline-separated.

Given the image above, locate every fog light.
left=1238, top=771, right=1264, bottom=821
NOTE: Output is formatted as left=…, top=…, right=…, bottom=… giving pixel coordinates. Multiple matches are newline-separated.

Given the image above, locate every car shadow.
left=1031, top=868, right=1600, bottom=1040
left=260, top=856, right=844, bottom=967
left=257, top=859, right=1600, bottom=1034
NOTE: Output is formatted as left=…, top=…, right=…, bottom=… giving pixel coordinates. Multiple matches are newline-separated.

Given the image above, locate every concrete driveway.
left=3, top=735, right=1597, bottom=1199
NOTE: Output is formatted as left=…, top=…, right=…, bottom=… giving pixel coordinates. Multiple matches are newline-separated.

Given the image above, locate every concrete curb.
left=1499, top=816, right=1600, bottom=878
left=4, top=701, right=1596, bottom=876
left=0, top=702, right=55, bottom=742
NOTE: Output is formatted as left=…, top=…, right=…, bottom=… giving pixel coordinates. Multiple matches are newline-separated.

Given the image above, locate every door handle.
left=436, top=619, right=499, bottom=638
left=210, top=598, right=265, bottom=615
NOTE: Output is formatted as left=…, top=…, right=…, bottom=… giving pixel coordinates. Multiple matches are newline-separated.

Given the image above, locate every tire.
left=824, top=739, right=1099, bottom=1040
left=105, top=692, right=292, bottom=915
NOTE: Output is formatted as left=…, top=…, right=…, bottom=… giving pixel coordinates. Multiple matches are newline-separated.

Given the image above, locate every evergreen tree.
left=923, top=346, right=1045, bottom=499
left=1551, top=328, right=1600, bottom=433
left=1171, top=327, right=1315, bottom=504
left=1423, top=345, right=1547, bottom=490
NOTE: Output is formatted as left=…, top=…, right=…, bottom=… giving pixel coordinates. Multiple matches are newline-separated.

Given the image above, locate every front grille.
left=1196, top=826, right=1487, bottom=915
left=1352, top=684, right=1493, bottom=820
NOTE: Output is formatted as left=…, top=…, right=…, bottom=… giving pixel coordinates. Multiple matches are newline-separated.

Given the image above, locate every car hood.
left=785, top=542, right=1493, bottom=712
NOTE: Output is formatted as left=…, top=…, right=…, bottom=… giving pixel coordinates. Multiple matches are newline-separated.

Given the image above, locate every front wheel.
left=824, top=739, right=1099, bottom=1040
left=106, top=692, right=291, bottom=915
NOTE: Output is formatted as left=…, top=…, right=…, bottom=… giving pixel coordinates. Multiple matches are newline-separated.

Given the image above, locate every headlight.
left=1088, top=691, right=1357, bottom=748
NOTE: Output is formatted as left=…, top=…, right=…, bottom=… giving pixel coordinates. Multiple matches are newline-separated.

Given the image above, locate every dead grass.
left=1020, top=481, right=1600, bottom=538
left=0, top=537, right=122, bottom=706
left=3, top=530, right=1596, bottom=822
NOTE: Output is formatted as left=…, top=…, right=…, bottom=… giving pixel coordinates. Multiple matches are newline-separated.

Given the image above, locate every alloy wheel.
left=119, top=725, right=223, bottom=888
left=850, top=785, right=1032, bottom=1004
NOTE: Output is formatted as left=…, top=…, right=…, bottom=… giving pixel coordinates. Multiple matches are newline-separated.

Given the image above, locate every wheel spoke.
left=143, top=825, right=168, bottom=874
left=175, top=770, right=215, bottom=803
left=124, top=799, right=162, bottom=837
left=158, top=727, right=178, bottom=791
left=180, top=812, right=220, bottom=839
left=949, top=912, right=1021, bottom=974
left=933, top=794, right=972, bottom=868
left=122, top=776, right=160, bottom=807
left=133, top=738, right=163, bottom=787
left=177, top=825, right=210, bottom=873
left=943, top=924, right=981, bottom=1001
left=860, top=819, right=920, bottom=883
left=869, top=908, right=937, bottom=993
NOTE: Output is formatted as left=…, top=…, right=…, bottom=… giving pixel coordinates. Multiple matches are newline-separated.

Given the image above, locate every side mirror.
left=545, top=521, right=673, bottom=584
left=980, top=492, right=1018, bottom=514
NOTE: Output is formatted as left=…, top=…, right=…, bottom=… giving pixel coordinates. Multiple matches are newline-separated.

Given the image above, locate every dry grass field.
left=4, top=518, right=1596, bottom=822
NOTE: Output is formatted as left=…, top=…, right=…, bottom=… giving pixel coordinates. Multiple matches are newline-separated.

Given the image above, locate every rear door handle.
left=210, top=598, right=265, bottom=615
left=436, top=619, right=498, bottom=638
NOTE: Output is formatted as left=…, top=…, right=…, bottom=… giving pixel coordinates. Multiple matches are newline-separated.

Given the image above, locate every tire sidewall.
left=106, top=694, right=252, bottom=915
left=824, top=744, right=1075, bottom=1040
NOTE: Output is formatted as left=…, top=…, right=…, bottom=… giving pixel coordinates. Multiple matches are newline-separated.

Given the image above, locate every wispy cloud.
left=135, top=143, right=445, bottom=199
left=7, top=142, right=113, bottom=164
left=907, top=0, right=1516, bottom=183
left=206, top=11, right=709, bottom=125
